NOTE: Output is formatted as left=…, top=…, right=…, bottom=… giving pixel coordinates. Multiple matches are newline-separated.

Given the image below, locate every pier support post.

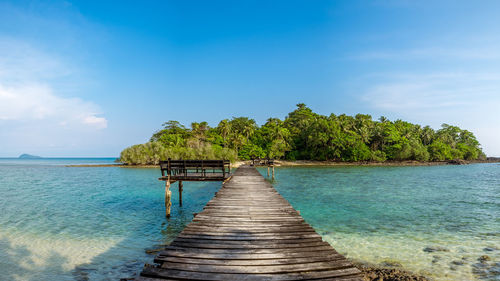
left=165, top=176, right=172, bottom=218
left=178, top=181, right=183, bottom=207
left=267, top=166, right=270, bottom=177
left=272, top=166, right=275, bottom=180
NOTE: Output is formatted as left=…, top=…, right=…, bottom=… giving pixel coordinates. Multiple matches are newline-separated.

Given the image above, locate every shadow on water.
left=69, top=211, right=191, bottom=280
left=0, top=237, right=68, bottom=281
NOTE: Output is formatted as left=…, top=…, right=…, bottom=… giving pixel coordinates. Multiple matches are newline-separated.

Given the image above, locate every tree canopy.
left=120, top=104, right=485, bottom=164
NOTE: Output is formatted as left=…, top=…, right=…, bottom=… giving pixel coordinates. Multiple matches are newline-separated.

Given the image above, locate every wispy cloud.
left=0, top=38, right=71, bottom=82
left=363, top=72, right=500, bottom=110
left=0, top=83, right=107, bottom=129
left=351, top=47, right=500, bottom=61
left=361, top=72, right=500, bottom=156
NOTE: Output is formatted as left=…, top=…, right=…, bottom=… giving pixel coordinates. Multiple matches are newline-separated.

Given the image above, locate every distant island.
left=120, top=103, right=486, bottom=165
left=19, top=154, right=42, bottom=159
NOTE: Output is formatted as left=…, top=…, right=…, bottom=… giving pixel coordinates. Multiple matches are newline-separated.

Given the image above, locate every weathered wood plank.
left=192, top=217, right=305, bottom=222
left=159, top=245, right=337, bottom=255
left=158, top=260, right=355, bottom=274
left=169, top=241, right=330, bottom=250
left=188, top=222, right=310, bottom=227
left=177, top=233, right=322, bottom=240
left=184, top=224, right=310, bottom=229
left=156, top=248, right=340, bottom=260
left=185, top=224, right=311, bottom=230
left=173, top=237, right=322, bottom=244
left=154, top=255, right=345, bottom=266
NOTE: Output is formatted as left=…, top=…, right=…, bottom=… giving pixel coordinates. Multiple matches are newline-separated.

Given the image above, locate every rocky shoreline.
left=353, top=262, right=430, bottom=281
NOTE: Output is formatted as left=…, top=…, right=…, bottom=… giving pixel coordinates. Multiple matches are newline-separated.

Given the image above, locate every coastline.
left=66, top=158, right=500, bottom=168
left=274, top=160, right=448, bottom=167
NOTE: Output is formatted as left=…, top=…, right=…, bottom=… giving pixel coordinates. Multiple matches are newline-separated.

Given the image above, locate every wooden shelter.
left=159, top=159, right=231, bottom=217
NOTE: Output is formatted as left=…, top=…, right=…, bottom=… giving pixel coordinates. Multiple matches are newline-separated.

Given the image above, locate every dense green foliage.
left=120, top=104, right=485, bottom=164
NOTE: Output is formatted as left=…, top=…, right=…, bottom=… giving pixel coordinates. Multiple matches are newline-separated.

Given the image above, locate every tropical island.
left=120, top=104, right=485, bottom=165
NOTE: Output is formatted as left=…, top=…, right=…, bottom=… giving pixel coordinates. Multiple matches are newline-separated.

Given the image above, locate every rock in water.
left=478, top=255, right=491, bottom=262
left=355, top=262, right=430, bottom=281
left=423, top=246, right=449, bottom=253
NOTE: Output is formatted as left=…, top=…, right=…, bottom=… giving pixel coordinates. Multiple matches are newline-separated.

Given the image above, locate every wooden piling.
left=272, top=165, right=275, bottom=180
left=178, top=181, right=183, bottom=207
left=165, top=176, right=172, bottom=218
left=267, top=166, right=270, bottom=177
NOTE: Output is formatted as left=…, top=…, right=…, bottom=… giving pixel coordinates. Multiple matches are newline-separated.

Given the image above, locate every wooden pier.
left=139, top=165, right=362, bottom=280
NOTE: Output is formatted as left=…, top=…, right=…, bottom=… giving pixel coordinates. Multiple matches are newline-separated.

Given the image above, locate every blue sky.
left=1, top=0, right=499, bottom=157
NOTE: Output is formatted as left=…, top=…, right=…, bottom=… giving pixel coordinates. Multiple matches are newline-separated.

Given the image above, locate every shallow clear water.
left=263, top=164, right=500, bottom=281
left=0, top=158, right=220, bottom=280
left=0, top=160, right=498, bottom=280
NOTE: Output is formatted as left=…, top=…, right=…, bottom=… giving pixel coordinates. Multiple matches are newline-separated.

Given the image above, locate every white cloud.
left=0, top=38, right=107, bottom=130
left=82, top=115, right=107, bottom=129
left=0, top=83, right=107, bottom=129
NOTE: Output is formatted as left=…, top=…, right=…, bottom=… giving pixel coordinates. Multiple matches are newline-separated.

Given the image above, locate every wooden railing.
left=159, top=159, right=231, bottom=180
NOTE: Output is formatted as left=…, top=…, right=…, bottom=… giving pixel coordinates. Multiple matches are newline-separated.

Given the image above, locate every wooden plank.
left=188, top=221, right=309, bottom=227
left=183, top=224, right=315, bottom=231
left=197, top=210, right=300, bottom=215
left=184, top=224, right=314, bottom=230
left=173, top=237, right=322, bottom=244
left=154, top=255, right=345, bottom=266
left=194, top=217, right=304, bottom=221
left=181, top=228, right=317, bottom=235
left=169, top=241, right=330, bottom=250
left=203, top=205, right=294, bottom=211
left=160, top=245, right=337, bottom=254
left=177, top=233, right=322, bottom=240
left=156, top=248, right=340, bottom=260
left=158, top=260, right=355, bottom=274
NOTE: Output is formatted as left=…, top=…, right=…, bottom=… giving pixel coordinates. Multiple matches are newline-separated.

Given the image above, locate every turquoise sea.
left=0, top=159, right=498, bottom=280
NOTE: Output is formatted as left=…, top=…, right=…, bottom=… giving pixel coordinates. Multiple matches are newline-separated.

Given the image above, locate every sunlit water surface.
left=266, top=165, right=500, bottom=281
left=0, top=159, right=498, bottom=280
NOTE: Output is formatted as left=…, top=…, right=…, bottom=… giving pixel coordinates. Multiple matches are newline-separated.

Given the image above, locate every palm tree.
left=231, top=134, right=246, bottom=152
left=421, top=126, right=434, bottom=146
left=242, top=124, right=255, bottom=139
left=218, top=119, right=231, bottom=147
